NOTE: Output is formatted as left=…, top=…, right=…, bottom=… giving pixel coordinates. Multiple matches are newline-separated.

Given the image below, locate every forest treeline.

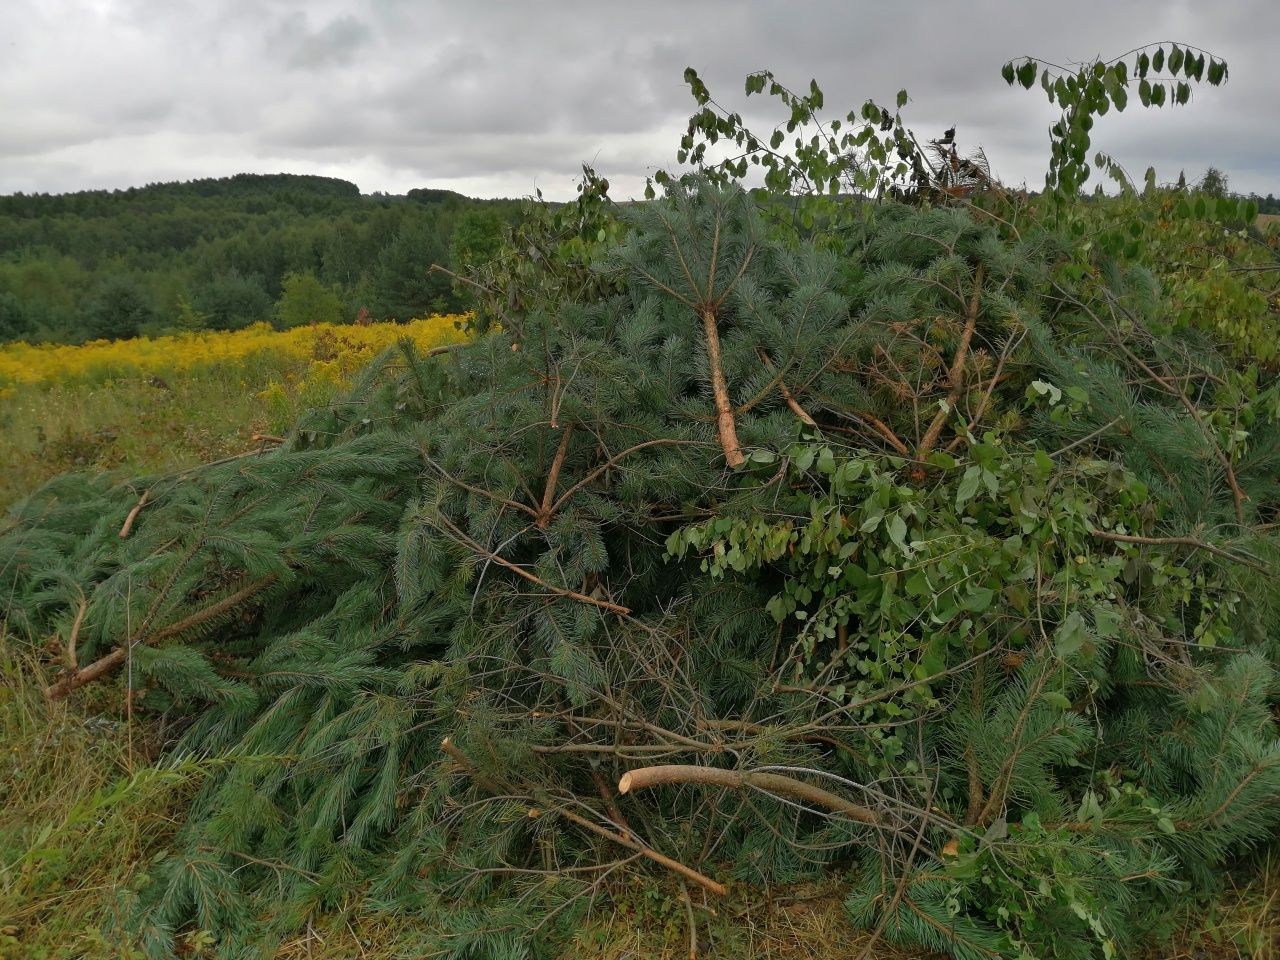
left=0, top=173, right=523, bottom=343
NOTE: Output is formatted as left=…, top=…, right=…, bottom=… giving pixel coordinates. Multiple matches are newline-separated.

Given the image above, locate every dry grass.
left=1157, top=857, right=1280, bottom=960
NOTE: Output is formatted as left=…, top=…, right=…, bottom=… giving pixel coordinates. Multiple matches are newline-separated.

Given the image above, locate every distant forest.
left=0, top=173, right=524, bottom=343
left=1, top=170, right=1273, bottom=346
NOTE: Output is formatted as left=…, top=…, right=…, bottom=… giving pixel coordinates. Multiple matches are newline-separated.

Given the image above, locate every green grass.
left=0, top=371, right=308, bottom=512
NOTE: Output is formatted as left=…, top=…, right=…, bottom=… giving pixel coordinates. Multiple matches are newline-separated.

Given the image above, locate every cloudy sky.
left=2, top=0, right=1277, bottom=201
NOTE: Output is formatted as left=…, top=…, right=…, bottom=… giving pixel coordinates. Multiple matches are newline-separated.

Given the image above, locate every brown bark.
left=702, top=307, right=745, bottom=468
left=755, top=349, right=816, bottom=427
left=118, top=491, right=150, bottom=538
left=45, top=574, right=279, bottom=700
left=618, top=764, right=880, bottom=825
left=537, top=424, right=574, bottom=528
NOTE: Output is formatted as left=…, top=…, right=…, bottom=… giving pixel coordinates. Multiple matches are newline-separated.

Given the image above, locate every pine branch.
left=618, top=764, right=881, bottom=825
left=916, top=263, right=983, bottom=458
left=441, top=738, right=727, bottom=896
left=918, top=263, right=984, bottom=458
left=118, top=490, right=150, bottom=538
left=702, top=306, right=745, bottom=467
left=755, top=349, right=817, bottom=427
left=1055, top=283, right=1248, bottom=524
left=45, top=574, right=279, bottom=699
left=548, top=438, right=704, bottom=516
left=537, top=423, right=575, bottom=528
left=432, top=511, right=630, bottom=615
left=64, top=596, right=88, bottom=670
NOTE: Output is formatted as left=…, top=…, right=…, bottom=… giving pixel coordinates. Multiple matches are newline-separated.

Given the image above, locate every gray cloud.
left=0, top=0, right=1276, bottom=200
left=271, top=12, right=373, bottom=71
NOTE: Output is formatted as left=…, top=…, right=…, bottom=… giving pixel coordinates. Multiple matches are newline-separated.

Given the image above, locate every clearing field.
left=0, top=316, right=465, bottom=508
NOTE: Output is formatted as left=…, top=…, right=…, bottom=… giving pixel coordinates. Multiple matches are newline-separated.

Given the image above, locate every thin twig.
left=118, top=490, right=151, bottom=538
left=1091, top=529, right=1268, bottom=573
left=433, top=512, right=630, bottom=615
left=428, top=262, right=495, bottom=295
left=441, top=738, right=726, bottom=896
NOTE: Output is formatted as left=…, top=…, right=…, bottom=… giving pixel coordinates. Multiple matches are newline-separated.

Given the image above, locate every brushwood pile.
left=3, top=181, right=1279, bottom=960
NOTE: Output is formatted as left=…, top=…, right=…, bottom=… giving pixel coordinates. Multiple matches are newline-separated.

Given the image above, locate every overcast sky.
left=2, top=0, right=1277, bottom=201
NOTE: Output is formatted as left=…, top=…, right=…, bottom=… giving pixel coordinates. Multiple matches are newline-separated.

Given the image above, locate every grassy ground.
left=0, top=648, right=202, bottom=960
left=0, top=317, right=464, bottom=510
left=0, top=374, right=280, bottom=510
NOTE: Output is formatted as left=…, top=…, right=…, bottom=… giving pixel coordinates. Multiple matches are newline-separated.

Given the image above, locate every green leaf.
left=887, top=514, right=908, bottom=550
left=1055, top=611, right=1089, bottom=657
left=961, top=587, right=995, bottom=613
left=896, top=89, right=908, bottom=109
left=1152, top=47, right=1165, bottom=73
left=1001, top=62, right=1016, bottom=85
left=956, top=466, right=982, bottom=509
left=1042, top=691, right=1073, bottom=710
left=860, top=507, right=884, bottom=533
left=1168, top=45, right=1184, bottom=75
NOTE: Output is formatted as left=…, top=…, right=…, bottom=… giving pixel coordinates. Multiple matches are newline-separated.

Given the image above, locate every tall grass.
left=0, top=645, right=202, bottom=959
